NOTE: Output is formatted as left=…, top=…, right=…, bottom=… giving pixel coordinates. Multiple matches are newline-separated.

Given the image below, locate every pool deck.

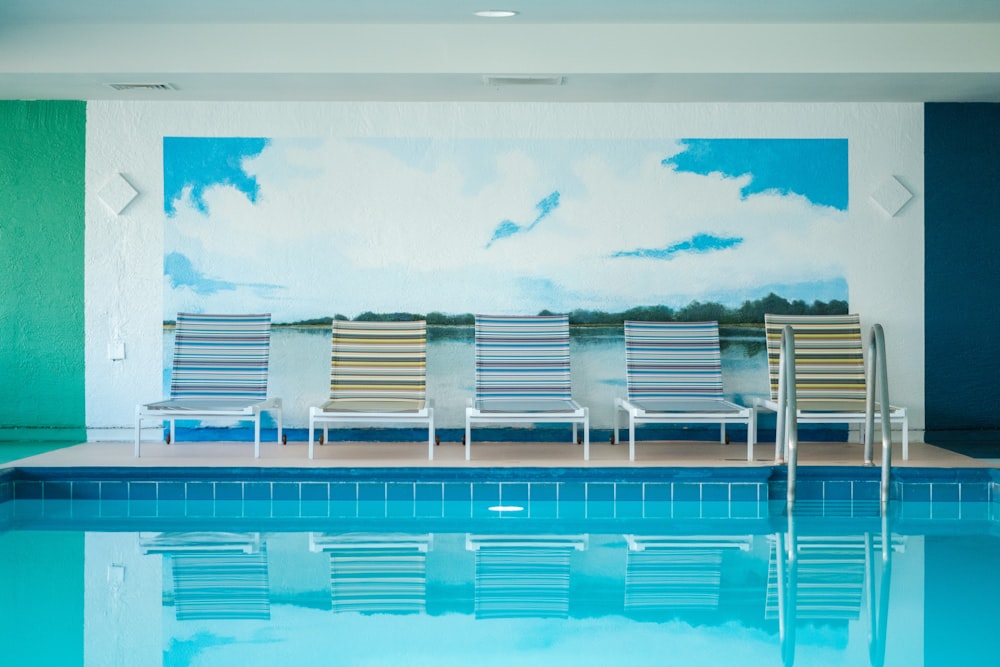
left=4, top=437, right=996, bottom=470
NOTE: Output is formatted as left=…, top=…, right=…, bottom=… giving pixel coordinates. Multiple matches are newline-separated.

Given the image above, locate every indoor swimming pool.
left=1, top=466, right=997, bottom=666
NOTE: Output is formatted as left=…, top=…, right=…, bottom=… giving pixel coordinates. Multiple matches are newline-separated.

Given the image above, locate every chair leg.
left=308, top=417, right=315, bottom=460
left=253, top=414, right=261, bottom=459
left=583, top=409, right=590, bottom=461
left=134, top=406, right=142, bottom=458
left=465, top=422, right=472, bottom=461
left=427, top=410, right=435, bottom=461
left=629, top=415, right=636, bottom=462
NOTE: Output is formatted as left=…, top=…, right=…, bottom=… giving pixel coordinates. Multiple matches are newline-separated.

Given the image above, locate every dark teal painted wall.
left=924, top=103, right=1000, bottom=442
left=0, top=101, right=87, bottom=442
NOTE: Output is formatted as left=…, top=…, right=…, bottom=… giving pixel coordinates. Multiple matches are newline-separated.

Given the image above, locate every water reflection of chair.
left=767, top=521, right=898, bottom=667
left=623, top=534, right=752, bottom=615
left=310, top=533, right=432, bottom=614
left=466, top=534, right=588, bottom=619
left=139, top=532, right=270, bottom=621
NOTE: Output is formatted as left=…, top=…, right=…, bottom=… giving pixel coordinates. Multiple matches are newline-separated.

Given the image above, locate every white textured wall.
left=84, top=101, right=924, bottom=440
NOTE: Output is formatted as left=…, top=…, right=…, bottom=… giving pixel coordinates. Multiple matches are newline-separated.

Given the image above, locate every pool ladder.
left=777, top=323, right=894, bottom=513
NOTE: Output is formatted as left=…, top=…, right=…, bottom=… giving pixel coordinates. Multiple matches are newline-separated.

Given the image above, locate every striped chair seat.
left=135, top=313, right=282, bottom=458
left=308, top=320, right=434, bottom=460
left=755, top=314, right=908, bottom=459
left=614, top=321, right=753, bottom=461
left=465, top=315, right=590, bottom=460
left=765, top=535, right=867, bottom=623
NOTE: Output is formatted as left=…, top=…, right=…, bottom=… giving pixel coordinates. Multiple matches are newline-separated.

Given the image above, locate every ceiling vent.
left=483, top=75, right=564, bottom=87
left=107, top=83, right=176, bottom=91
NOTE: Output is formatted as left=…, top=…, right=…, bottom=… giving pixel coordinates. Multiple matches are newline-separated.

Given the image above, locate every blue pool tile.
left=558, top=498, right=586, bottom=519
left=357, top=483, right=385, bottom=502
left=415, top=483, right=442, bottom=502
left=45, top=481, right=73, bottom=500
left=731, top=500, right=762, bottom=518
left=158, top=499, right=187, bottom=517
left=71, top=499, right=101, bottom=519
left=587, top=483, right=615, bottom=502
left=358, top=499, right=387, bottom=518
left=472, top=483, right=500, bottom=503
left=730, top=483, right=759, bottom=503
left=529, top=497, right=558, bottom=519
left=530, top=483, right=558, bottom=502
left=101, top=481, right=128, bottom=501
left=129, top=499, right=158, bottom=517
left=387, top=499, right=415, bottom=518
left=273, top=482, right=301, bottom=501
left=902, top=483, right=931, bottom=503
left=387, top=483, right=415, bottom=502
left=442, top=500, right=471, bottom=519
left=272, top=499, right=301, bottom=517
left=215, top=482, right=243, bottom=501
left=644, top=483, right=671, bottom=503
left=72, top=481, right=100, bottom=501
left=14, top=480, right=42, bottom=500
left=299, top=500, right=329, bottom=518
left=616, top=483, right=643, bottom=502
left=673, top=482, right=701, bottom=502
left=854, top=480, right=880, bottom=501
left=702, top=500, right=731, bottom=518
left=560, top=482, right=586, bottom=502
left=961, top=483, right=989, bottom=503
left=158, top=482, right=186, bottom=501
left=702, top=483, right=729, bottom=503
left=931, top=483, right=960, bottom=503
left=500, top=483, right=529, bottom=503
left=301, top=483, right=329, bottom=502
left=673, top=500, right=702, bottom=518
left=443, top=483, right=471, bottom=501
left=825, top=480, right=853, bottom=501
left=129, top=482, right=157, bottom=501
left=186, top=482, right=215, bottom=501
left=329, top=499, right=357, bottom=517
left=415, top=499, right=442, bottom=518
left=931, top=501, right=961, bottom=520
left=329, top=482, right=357, bottom=502
left=186, top=499, right=216, bottom=517
left=796, top=481, right=824, bottom=501
left=215, top=499, right=244, bottom=517
left=100, top=499, right=129, bottom=517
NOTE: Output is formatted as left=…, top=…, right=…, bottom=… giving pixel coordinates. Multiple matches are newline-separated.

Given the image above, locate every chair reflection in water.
left=623, top=534, right=753, bottom=617
left=767, top=517, right=899, bottom=667
left=139, top=532, right=271, bottom=621
left=310, top=533, right=432, bottom=614
left=466, top=534, right=588, bottom=619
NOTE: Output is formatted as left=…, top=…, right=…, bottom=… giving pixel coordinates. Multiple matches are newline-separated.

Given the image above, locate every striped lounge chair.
left=308, top=320, right=434, bottom=460
left=754, top=314, right=909, bottom=461
left=466, top=534, right=588, bottom=619
left=310, top=533, right=432, bottom=614
left=613, top=321, right=754, bottom=461
left=134, top=313, right=283, bottom=458
left=465, top=314, right=590, bottom=461
left=139, top=532, right=271, bottom=621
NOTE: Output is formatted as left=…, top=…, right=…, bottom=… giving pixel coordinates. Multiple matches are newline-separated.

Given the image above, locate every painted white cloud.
left=165, top=138, right=848, bottom=321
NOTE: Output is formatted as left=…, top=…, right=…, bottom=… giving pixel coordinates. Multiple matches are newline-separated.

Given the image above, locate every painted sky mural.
left=162, top=137, right=848, bottom=322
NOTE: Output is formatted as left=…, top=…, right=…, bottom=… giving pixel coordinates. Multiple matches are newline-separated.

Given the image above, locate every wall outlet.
left=108, top=341, right=126, bottom=361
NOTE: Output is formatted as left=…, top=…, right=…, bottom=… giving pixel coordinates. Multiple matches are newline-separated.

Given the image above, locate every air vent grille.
left=483, top=75, right=564, bottom=87
left=107, top=83, right=176, bottom=91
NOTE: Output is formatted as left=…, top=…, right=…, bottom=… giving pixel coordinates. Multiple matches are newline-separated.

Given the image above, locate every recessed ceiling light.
left=474, top=10, right=518, bottom=18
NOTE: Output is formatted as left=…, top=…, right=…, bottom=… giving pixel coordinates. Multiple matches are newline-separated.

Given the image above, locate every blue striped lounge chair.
left=134, top=313, right=283, bottom=458
left=308, top=320, right=434, bottom=460
left=754, top=314, right=909, bottom=461
left=466, top=534, right=588, bottom=619
left=139, top=532, right=270, bottom=621
left=310, top=533, right=432, bottom=614
left=614, top=321, right=754, bottom=461
left=465, top=314, right=590, bottom=461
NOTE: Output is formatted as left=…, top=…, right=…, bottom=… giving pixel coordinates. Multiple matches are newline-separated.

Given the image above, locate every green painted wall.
left=0, top=101, right=86, bottom=442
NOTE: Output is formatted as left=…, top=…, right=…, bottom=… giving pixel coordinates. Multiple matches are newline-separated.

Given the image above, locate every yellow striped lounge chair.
left=465, top=314, right=590, bottom=461
left=754, top=314, right=909, bottom=460
left=614, top=321, right=754, bottom=461
left=134, top=313, right=283, bottom=458
left=308, top=320, right=434, bottom=460
left=139, top=532, right=270, bottom=621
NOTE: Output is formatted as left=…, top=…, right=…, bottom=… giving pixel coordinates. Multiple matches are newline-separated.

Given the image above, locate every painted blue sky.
left=163, top=137, right=269, bottom=215
left=163, top=136, right=849, bottom=321
left=664, top=138, right=849, bottom=210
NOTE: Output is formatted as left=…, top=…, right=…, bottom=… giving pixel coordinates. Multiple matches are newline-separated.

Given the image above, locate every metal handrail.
left=775, top=325, right=799, bottom=510
left=864, top=323, right=893, bottom=508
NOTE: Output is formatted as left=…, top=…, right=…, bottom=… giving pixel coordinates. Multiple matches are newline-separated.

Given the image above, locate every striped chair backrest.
left=474, top=314, right=572, bottom=401
left=329, top=320, right=426, bottom=401
left=170, top=313, right=271, bottom=400
left=171, top=551, right=271, bottom=621
left=624, top=321, right=724, bottom=400
left=763, top=313, right=866, bottom=402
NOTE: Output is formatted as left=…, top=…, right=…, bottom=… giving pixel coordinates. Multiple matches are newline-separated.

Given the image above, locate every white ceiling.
left=3, top=0, right=1000, bottom=102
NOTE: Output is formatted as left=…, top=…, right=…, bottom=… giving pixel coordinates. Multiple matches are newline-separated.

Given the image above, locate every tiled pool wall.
left=1, top=466, right=997, bottom=527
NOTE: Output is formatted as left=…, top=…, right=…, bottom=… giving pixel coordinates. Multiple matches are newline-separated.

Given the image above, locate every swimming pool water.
left=1, top=467, right=997, bottom=666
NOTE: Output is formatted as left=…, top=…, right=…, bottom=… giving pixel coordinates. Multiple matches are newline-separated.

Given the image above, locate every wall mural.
left=162, top=136, right=849, bottom=435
